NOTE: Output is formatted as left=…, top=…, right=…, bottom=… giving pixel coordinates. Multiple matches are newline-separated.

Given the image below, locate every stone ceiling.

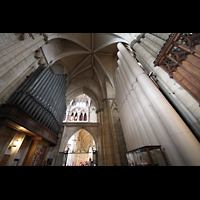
left=42, top=33, right=130, bottom=91
left=75, top=129, right=95, bottom=152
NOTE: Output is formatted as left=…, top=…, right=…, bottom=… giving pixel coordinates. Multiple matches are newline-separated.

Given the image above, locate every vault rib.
left=70, top=54, right=91, bottom=77
left=70, top=65, right=92, bottom=80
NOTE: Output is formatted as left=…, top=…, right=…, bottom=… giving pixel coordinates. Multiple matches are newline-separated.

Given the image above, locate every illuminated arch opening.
left=63, top=94, right=97, bottom=123
left=65, top=129, right=96, bottom=166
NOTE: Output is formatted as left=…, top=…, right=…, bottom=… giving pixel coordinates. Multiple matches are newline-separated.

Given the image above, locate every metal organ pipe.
left=8, top=65, right=67, bottom=136
left=43, top=75, right=60, bottom=110
left=49, top=75, right=63, bottom=114
left=46, top=75, right=63, bottom=121
left=36, top=72, right=55, bottom=119
left=53, top=77, right=66, bottom=121
left=46, top=75, right=62, bottom=109
left=19, top=67, right=50, bottom=109
left=33, top=71, right=53, bottom=110
left=31, top=69, right=51, bottom=97
left=49, top=75, right=66, bottom=132
left=41, top=75, right=60, bottom=128
left=57, top=81, right=67, bottom=120
left=9, top=66, right=42, bottom=104
left=30, top=70, right=53, bottom=118
left=53, top=77, right=65, bottom=112
left=27, top=67, right=49, bottom=93
left=30, top=70, right=52, bottom=112
left=15, top=67, right=45, bottom=108
left=16, top=67, right=47, bottom=109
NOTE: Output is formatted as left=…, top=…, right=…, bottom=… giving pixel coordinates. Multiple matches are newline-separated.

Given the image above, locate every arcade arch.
left=65, top=129, right=96, bottom=166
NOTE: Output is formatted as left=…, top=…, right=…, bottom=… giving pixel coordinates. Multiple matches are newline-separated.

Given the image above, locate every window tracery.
left=63, top=94, right=97, bottom=123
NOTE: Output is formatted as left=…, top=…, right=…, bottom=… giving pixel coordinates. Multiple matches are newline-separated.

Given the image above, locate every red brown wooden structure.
left=154, top=33, right=200, bottom=103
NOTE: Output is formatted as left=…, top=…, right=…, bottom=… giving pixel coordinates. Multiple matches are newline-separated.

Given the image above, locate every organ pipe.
left=9, top=65, right=67, bottom=135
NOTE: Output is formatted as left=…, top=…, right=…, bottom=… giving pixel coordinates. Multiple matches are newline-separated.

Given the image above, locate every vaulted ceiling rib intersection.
left=43, top=33, right=129, bottom=92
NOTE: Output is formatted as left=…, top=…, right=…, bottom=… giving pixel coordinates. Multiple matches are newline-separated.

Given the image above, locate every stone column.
left=133, top=43, right=155, bottom=70
left=116, top=70, right=137, bottom=150
left=140, top=38, right=160, bottom=55
left=117, top=42, right=200, bottom=166
left=118, top=45, right=183, bottom=165
left=88, top=106, right=90, bottom=122
left=133, top=36, right=200, bottom=143
left=118, top=55, right=160, bottom=146
left=116, top=76, right=130, bottom=148
left=145, top=33, right=165, bottom=47
left=116, top=71, right=141, bottom=150
left=66, top=105, right=71, bottom=121
left=107, top=99, right=127, bottom=166
left=102, top=100, right=115, bottom=165
left=152, top=33, right=171, bottom=40
left=118, top=64, right=149, bottom=147
left=98, top=109, right=105, bottom=166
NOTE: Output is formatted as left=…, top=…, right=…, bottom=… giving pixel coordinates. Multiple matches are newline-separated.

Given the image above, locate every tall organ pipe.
left=8, top=65, right=67, bottom=135
left=9, top=66, right=43, bottom=104
left=51, top=77, right=65, bottom=121
left=32, top=74, right=61, bottom=120
left=13, top=67, right=49, bottom=109
left=42, top=75, right=58, bottom=108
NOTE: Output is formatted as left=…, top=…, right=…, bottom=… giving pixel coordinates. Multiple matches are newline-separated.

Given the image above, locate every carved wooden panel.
left=0, top=104, right=58, bottom=144
left=154, top=33, right=200, bottom=103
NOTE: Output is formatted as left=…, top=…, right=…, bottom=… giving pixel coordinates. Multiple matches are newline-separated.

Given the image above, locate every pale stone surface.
left=132, top=33, right=200, bottom=144
left=0, top=33, right=200, bottom=166
left=117, top=42, right=200, bottom=166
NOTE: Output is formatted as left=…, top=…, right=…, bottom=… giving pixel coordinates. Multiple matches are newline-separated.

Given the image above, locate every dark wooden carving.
left=154, top=33, right=200, bottom=103
left=171, top=51, right=190, bottom=64
left=0, top=104, right=58, bottom=145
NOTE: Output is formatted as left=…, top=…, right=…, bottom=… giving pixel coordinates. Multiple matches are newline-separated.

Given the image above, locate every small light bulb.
left=13, top=140, right=19, bottom=147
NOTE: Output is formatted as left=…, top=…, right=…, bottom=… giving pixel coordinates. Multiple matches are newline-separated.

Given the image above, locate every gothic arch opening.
left=65, top=129, right=97, bottom=166
left=63, top=93, right=97, bottom=123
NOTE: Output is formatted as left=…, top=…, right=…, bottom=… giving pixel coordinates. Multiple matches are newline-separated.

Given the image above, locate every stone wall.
left=0, top=33, right=48, bottom=104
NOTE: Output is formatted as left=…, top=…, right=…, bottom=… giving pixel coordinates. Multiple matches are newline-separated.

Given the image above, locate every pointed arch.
left=70, top=112, right=74, bottom=121
left=94, top=38, right=128, bottom=52
left=52, top=51, right=89, bottom=65
left=74, top=112, right=78, bottom=121
left=66, top=86, right=101, bottom=111
left=48, top=33, right=91, bottom=51
left=79, top=113, right=83, bottom=121
left=84, top=113, right=87, bottom=121
left=60, top=126, right=98, bottom=153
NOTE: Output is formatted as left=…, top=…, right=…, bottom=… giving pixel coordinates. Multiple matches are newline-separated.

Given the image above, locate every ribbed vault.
left=42, top=33, right=129, bottom=98
left=75, top=129, right=94, bottom=153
